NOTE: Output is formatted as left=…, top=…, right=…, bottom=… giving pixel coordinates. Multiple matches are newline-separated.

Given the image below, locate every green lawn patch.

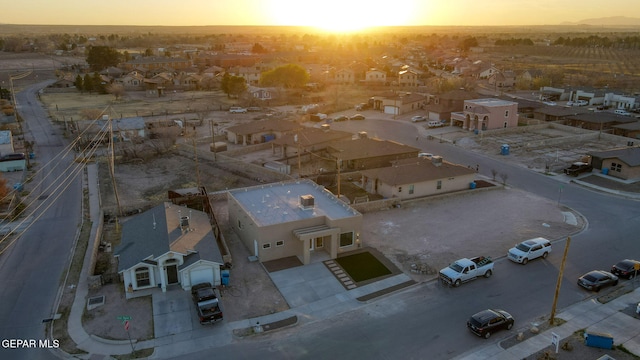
left=336, top=251, right=391, bottom=282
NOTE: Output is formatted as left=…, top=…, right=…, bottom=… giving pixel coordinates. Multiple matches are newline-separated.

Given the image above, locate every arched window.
left=135, top=267, right=150, bottom=287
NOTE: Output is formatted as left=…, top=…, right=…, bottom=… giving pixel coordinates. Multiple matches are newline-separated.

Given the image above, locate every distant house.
left=590, top=147, right=640, bottom=180
left=365, top=68, right=387, bottom=84
left=452, top=98, right=519, bottom=131
left=333, top=68, right=355, bottom=84
left=518, top=69, right=544, bottom=88
left=120, top=56, right=191, bottom=72
left=0, top=130, right=15, bottom=156
left=271, top=127, right=353, bottom=157
left=114, top=202, right=224, bottom=293
left=372, top=92, right=428, bottom=115
left=226, top=118, right=302, bottom=146
left=532, top=106, right=590, bottom=122
left=327, top=138, right=420, bottom=171
left=360, top=156, right=476, bottom=199
left=426, top=89, right=478, bottom=122
left=398, top=69, right=419, bottom=87
left=115, top=72, right=145, bottom=89
left=75, top=117, right=146, bottom=145
left=565, top=112, right=636, bottom=132
left=488, top=70, right=516, bottom=88
left=227, top=179, right=363, bottom=265
left=250, top=87, right=274, bottom=101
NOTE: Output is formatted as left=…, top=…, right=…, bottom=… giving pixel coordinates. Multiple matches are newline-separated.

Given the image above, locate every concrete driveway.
left=152, top=288, right=194, bottom=338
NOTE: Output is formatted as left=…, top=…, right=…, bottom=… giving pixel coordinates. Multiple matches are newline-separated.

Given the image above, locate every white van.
left=427, top=120, right=443, bottom=128
left=614, top=109, right=631, bottom=116
left=229, top=106, right=247, bottom=113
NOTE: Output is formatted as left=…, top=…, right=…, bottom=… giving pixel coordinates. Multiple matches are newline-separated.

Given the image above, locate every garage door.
left=384, top=105, right=398, bottom=115
left=190, top=268, right=213, bottom=286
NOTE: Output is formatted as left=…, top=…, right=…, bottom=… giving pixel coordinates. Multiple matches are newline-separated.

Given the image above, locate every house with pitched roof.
left=565, top=112, right=636, bottom=131
left=271, top=127, right=353, bottom=158
left=590, top=147, right=640, bottom=180
left=327, top=137, right=420, bottom=171
left=114, top=202, right=224, bottom=293
left=426, top=89, right=478, bottom=122
left=0, top=130, right=15, bottom=156
left=227, top=179, right=362, bottom=265
left=360, top=156, right=476, bottom=199
left=225, top=119, right=302, bottom=145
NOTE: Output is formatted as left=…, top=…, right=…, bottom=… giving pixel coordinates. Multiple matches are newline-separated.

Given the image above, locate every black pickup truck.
left=563, top=162, right=593, bottom=177
left=192, top=283, right=223, bottom=325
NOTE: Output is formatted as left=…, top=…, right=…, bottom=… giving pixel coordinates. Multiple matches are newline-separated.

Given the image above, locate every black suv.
left=467, top=309, right=514, bottom=339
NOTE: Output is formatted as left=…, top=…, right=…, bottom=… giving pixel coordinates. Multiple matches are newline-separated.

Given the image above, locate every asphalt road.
left=0, top=82, right=83, bottom=360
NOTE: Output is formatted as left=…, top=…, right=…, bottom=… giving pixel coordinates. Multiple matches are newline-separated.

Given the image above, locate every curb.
left=90, top=334, right=137, bottom=345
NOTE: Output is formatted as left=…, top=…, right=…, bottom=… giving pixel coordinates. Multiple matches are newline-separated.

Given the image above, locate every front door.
left=166, top=265, right=178, bottom=284
left=309, top=237, right=325, bottom=251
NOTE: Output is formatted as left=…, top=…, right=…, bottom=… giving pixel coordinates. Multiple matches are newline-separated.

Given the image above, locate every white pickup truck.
left=439, top=256, right=494, bottom=287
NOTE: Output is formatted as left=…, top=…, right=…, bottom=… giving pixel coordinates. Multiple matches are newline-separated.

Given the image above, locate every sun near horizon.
left=266, top=0, right=419, bottom=33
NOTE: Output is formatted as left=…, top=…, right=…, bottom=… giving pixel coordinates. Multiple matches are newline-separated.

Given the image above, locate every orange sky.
left=2, top=0, right=639, bottom=31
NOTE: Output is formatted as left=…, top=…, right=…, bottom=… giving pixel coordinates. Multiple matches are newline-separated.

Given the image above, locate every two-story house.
left=454, top=98, right=519, bottom=131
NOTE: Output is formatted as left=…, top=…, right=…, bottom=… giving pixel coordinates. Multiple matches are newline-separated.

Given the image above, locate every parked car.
left=611, top=259, right=640, bottom=279
left=467, top=309, right=514, bottom=339
left=350, top=114, right=365, bottom=120
left=507, top=237, right=551, bottom=264
left=428, top=120, right=443, bottom=128
left=614, top=109, right=631, bottom=116
left=576, top=100, right=589, bottom=106
left=229, top=106, right=247, bottom=113
left=577, top=270, right=619, bottom=292
left=411, top=115, right=427, bottom=122
left=334, top=115, right=349, bottom=122
left=566, top=101, right=575, bottom=106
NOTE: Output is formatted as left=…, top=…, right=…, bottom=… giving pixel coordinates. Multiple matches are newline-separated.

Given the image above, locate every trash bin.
left=221, top=270, right=230, bottom=286
left=474, top=129, right=479, bottom=135
left=469, top=182, right=477, bottom=189
left=501, top=144, right=510, bottom=156
left=29, top=152, right=35, bottom=159
left=584, top=332, right=613, bottom=349
left=602, top=168, right=609, bottom=175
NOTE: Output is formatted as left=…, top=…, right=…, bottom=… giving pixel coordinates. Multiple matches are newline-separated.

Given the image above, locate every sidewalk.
left=454, top=286, right=640, bottom=360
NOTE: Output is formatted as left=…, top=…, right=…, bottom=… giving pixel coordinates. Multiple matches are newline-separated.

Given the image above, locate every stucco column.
left=159, top=266, right=167, bottom=293
left=302, top=238, right=310, bottom=265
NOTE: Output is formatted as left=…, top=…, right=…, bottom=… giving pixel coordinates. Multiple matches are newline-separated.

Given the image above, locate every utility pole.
left=192, top=134, right=201, bottom=188
left=550, top=236, right=571, bottom=325
left=108, top=115, right=123, bottom=219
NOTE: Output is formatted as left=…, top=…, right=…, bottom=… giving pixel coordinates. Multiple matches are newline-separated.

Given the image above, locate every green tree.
left=92, top=72, right=106, bottom=94
left=83, top=74, right=94, bottom=93
left=459, top=37, right=479, bottom=52
left=74, top=74, right=83, bottom=92
left=260, top=64, right=310, bottom=89
left=220, top=73, right=247, bottom=98
left=86, top=46, right=121, bottom=72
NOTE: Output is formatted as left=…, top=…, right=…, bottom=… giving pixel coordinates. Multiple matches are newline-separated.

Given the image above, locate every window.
left=610, top=162, right=622, bottom=172
left=276, top=240, right=284, bottom=247
left=437, top=180, right=442, bottom=190
left=135, top=267, right=150, bottom=287
left=409, top=185, right=414, bottom=194
left=505, top=110, right=509, bottom=117
left=262, top=243, right=271, bottom=249
left=340, top=232, right=354, bottom=247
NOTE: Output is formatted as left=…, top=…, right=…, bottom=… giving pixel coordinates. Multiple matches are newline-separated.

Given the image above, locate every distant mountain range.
left=561, top=16, right=640, bottom=26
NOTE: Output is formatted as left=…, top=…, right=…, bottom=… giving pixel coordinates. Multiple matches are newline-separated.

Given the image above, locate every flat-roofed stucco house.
left=452, top=98, right=519, bottom=131
left=360, top=156, right=477, bottom=199
left=114, top=202, right=224, bottom=294
left=227, top=179, right=363, bottom=265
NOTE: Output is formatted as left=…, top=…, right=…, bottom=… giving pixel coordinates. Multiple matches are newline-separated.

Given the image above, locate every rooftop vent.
left=180, top=216, right=190, bottom=231
left=300, top=195, right=315, bottom=210
left=431, top=156, right=443, bottom=167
